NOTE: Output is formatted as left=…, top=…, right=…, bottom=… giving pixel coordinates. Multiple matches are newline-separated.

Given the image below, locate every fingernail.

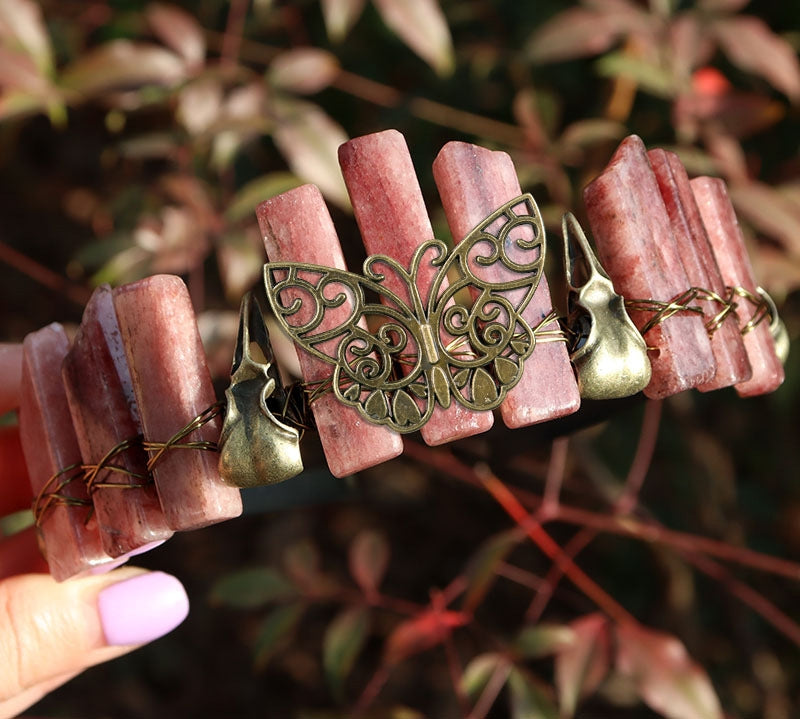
left=97, top=571, right=189, bottom=646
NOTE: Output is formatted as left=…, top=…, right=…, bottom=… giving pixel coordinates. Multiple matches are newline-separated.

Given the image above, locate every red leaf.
left=697, top=0, right=751, bottom=11
left=60, top=40, right=186, bottom=95
left=384, top=607, right=469, bottom=665
left=616, top=623, right=723, bottom=719
left=554, top=613, right=611, bottom=717
left=372, top=0, right=454, bottom=76
left=269, top=48, right=340, bottom=94
left=0, top=46, right=49, bottom=95
left=283, top=539, right=321, bottom=588
left=349, top=529, right=390, bottom=597
left=669, top=14, right=715, bottom=80
left=272, top=98, right=350, bottom=208
left=145, top=3, right=206, bottom=71
left=713, top=16, right=800, bottom=101
left=754, top=245, right=800, bottom=297
left=177, top=78, right=223, bottom=135
left=729, top=181, right=800, bottom=256
left=0, top=0, right=54, bottom=74
left=526, top=6, right=630, bottom=64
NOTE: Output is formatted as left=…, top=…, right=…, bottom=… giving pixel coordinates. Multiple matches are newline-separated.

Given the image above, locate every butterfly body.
left=264, top=194, right=546, bottom=433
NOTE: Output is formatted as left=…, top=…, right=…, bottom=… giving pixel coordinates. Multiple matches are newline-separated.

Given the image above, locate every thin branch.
left=615, top=399, right=662, bottom=515
left=474, top=462, right=637, bottom=627
left=495, top=562, right=548, bottom=592
left=682, top=551, right=800, bottom=647
left=467, top=658, right=513, bottom=719
left=526, top=527, right=597, bottom=623
left=405, top=441, right=800, bottom=582
left=543, top=501, right=800, bottom=582
left=0, top=240, right=91, bottom=307
left=540, top=436, right=569, bottom=518
left=220, top=0, right=249, bottom=70
left=203, top=32, right=526, bottom=147
left=352, top=664, right=391, bottom=717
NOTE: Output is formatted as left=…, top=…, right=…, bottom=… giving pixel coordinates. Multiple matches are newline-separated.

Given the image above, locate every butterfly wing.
left=427, top=193, right=546, bottom=411
left=263, top=261, right=436, bottom=432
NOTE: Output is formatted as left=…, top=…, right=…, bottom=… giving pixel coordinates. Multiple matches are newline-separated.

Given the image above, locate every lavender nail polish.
left=98, top=571, right=189, bottom=646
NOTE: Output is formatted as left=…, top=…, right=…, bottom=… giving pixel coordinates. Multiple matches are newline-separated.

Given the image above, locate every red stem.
left=615, top=399, right=662, bottom=514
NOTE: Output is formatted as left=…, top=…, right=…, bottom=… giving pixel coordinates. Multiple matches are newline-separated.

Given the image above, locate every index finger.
left=0, top=344, right=23, bottom=416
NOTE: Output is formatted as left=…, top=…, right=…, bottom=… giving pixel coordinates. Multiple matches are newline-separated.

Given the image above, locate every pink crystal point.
left=583, top=135, right=715, bottom=399
left=648, top=149, right=752, bottom=391
left=113, top=275, right=242, bottom=529
left=62, top=286, right=173, bottom=557
left=432, top=141, right=580, bottom=426
left=256, top=184, right=404, bottom=477
left=0, top=343, right=22, bottom=414
left=338, top=130, right=494, bottom=444
left=690, top=177, right=784, bottom=397
left=19, top=324, right=112, bottom=581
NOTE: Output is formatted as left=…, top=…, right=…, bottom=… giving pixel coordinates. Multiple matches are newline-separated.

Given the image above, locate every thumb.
left=0, top=567, right=189, bottom=718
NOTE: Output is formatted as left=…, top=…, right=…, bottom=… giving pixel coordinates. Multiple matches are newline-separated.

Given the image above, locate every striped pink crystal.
left=690, top=177, right=784, bottom=397
left=432, top=140, right=580, bottom=425
left=113, top=275, right=243, bottom=529
left=256, top=184, right=404, bottom=476
left=338, top=130, right=494, bottom=444
left=648, top=149, right=752, bottom=391
left=583, top=135, right=715, bottom=398
left=19, top=324, right=112, bottom=580
left=62, top=285, right=173, bottom=557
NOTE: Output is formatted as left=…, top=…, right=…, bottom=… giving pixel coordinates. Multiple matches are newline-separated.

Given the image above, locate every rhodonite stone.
left=583, top=135, right=715, bottom=398
left=63, top=285, right=173, bottom=557
left=433, top=140, right=580, bottom=425
left=114, top=275, right=243, bottom=529
left=338, top=130, right=495, bottom=444
left=691, top=177, right=784, bottom=397
left=649, top=149, right=752, bottom=391
left=257, top=184, right=404, bottom=476
left=19, top=323, right=112, bottom=581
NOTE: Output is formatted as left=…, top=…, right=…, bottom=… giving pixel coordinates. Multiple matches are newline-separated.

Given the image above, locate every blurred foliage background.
left=1, top=0, right=800, bottom=717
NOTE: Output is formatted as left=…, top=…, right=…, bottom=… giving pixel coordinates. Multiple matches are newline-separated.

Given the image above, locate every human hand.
left=0, top=344, right=189, bottom=719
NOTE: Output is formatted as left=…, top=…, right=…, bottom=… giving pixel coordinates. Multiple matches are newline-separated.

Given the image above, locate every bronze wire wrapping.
left=625, top=284, right=772, bottom=340
left=32, top=392, right=315, bottom=527
left=33, top=278, right=785, bottom=527
left=31, top=191, right=786, bottom=517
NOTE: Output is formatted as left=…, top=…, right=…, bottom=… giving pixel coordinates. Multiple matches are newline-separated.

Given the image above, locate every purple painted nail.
left=98, top=571, right=189, bottom=646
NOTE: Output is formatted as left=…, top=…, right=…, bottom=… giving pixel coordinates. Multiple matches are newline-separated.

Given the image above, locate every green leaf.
left=323, top=606, right=371, bottom=699
left=225, top=172, right=302, bottom=222
left=253, top=603, right=305, bottom=668
left=514, top=624, right=575, bottom=660
left=284, top=539, right=321, bottom=587
left=595, top=52, right=677, bottom=99
left=508, top=668, right=559, bottom=719
left=210, top=567, right=296, bottom=609
left=460, top=652, right=510, bottom=699
left=349, top=529, right=390, bottom=596
left=321, top=0, right=367, bottom=43
left=462, top=528, right=522, bottom=612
